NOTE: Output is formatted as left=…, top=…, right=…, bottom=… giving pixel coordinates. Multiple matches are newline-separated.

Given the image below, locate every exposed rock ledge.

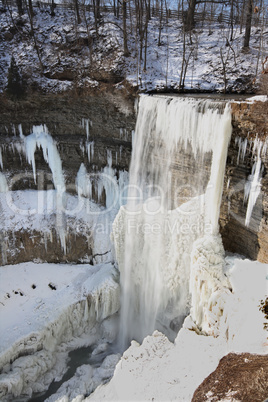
left=192, top=352, right=268, bottom=402
left=220, top=98, right=268, bottom=263
left=0, top=92, right=267, bottom=264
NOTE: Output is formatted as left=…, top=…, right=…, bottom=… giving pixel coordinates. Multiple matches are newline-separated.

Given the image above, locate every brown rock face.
left=0, top=229, right=93, bottom=265
left=192, top=353, right=268, bottom=402
left=0, top=93, right=267, bottom=265
left=0, top=90, right=136, bottom=265
left=220, top=100, right=268, bottom=263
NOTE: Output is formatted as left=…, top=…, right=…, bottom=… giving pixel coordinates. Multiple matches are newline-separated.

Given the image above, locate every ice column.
left=24, top=125, right=67, bottom=252
left=244, top=138, right=267, bottom=227
left=0, top=172, right=8, bottom=193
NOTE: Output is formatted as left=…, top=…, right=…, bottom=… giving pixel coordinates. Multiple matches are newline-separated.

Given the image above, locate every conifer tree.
left=7, top=56, right=25, bottom=98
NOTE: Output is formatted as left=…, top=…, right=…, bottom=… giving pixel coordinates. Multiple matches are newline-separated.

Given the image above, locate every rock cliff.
left=220, top=99, right=268, bottom=263
left=0, top=92, right=267, bottom=264
left=0, top=89, right=136, bottom=264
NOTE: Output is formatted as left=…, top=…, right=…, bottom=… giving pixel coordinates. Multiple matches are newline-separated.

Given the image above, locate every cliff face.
left=0, top=90, right=136, bottom=264
left=220, top=99, right=268, bottom=263
left=0, top=92, right=267, bottom=265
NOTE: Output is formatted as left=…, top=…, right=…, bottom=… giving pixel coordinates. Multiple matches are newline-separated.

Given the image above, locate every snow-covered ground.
left=0, top=261, right=121, bottom=401
left=0, top=3, right=267, bottom=93
left=84, top=256, right=268, bottom=402
left=0, top=256, right=267, bottom=401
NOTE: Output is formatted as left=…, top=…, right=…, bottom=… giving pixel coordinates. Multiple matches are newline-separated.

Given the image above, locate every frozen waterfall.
left=112, top=95, right=232, bottom=348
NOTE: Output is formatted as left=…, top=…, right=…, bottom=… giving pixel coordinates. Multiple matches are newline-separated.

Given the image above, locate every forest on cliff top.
left=0, top=0, right=268, bottom=94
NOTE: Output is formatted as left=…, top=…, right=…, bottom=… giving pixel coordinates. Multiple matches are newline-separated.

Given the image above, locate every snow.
left=84, top=257, right=267, bottom=402
left=0, top=90, right=267, bottom=402
left=246, top=95, right=268, bottom=102
left=0, top=189, right=116, bottom=264
left=0, top=256, right=266, bottom=401
left=23, top=125, right=65, bottom=192
left=0, top=3, right=267, bottom=93
left=0, top=262, right=120, bottom=401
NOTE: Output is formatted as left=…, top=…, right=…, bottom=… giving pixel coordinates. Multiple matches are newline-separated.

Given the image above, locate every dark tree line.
left=4, top=0, right=266, bottom=91
left=10, top=0, right=263, bottom=51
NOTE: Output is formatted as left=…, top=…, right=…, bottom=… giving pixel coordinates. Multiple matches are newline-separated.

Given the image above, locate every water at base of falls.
left=16, top=343, right=121, bottom=402
left=112, top=95, right=232, bottom=349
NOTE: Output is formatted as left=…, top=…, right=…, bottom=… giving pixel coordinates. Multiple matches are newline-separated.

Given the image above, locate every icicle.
left=244, top=139, right=263, bottom=227
left=18, top=124, right=24, bottom=138
left=80, top=142, right=85, bottom=155
left=86, top=141, right=94, bottom=164
left=0, top=172, right=8, bottom=192
left=24, top=125, right=65, bottom=192
left=106, top=149, right=112, bottom=167
left=0, top=147, right=3, bottom=169
left=76, top=163, right=92, bottom=198
left=82, top=118, right=92, bottom=140
left=236, top=137, right=248, bottom=165
left=84, top=298, right=89, bottom=321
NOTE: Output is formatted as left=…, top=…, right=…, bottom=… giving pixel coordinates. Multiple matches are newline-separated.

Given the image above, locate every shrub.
left=259, top=297, right=268, bottom=332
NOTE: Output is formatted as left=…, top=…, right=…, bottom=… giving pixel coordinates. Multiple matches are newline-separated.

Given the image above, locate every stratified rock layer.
left=0, top=93, right=267, bottom=264
left=0, top=90, right=136, bottom=265
left=220, top=99, right=268, bottom=263
left=192, top=352, right=268, bottom=402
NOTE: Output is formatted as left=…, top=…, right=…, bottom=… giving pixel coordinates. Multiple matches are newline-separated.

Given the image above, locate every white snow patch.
left=0, top=262, right=120, bottom=401
left=84, top=257, right=267, bottom=402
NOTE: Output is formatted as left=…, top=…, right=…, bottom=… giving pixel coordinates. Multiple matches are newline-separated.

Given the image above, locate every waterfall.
left=112, top=95, right=232, bottom=348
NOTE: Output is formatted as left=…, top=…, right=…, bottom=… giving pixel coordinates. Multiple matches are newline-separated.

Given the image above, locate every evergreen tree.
left=7, top=56, right=25, bottom=98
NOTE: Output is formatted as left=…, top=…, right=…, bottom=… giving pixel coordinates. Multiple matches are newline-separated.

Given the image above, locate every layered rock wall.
left=0, top=90, right=136, bottom=264
left=220, top=99, right=268, bottom=263
left=0, top=92, right=267, bottom=264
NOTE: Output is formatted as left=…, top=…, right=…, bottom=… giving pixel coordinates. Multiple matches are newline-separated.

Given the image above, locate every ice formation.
left=82, top=118, right=92, bottom=140
left=112, top=95, right=232, bottom=347
left=87, top=141, right=94, bottom=163
left=0, top=172, right=8, bottom=193
left=244, top=138, right=267, bottom=227
left=0, top=147, right=3, bottom=169
left=0, top=263, right=120, bottom=401
left=189, top=234, right=231, bottom=336
left=94, top=150, right=128, bottom=210
left=76, top=163, right=92, bottom=199
left=24, top=125, right=65, bottom=192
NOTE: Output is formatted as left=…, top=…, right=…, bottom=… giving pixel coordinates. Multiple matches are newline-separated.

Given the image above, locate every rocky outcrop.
left=220, top=99, right=268, bottom=263
left=0, top=90, right=135, bottom=186
left=192, top=352, right=268, bottom=402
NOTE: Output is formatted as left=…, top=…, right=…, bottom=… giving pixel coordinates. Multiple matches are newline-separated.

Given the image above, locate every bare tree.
left=122, top=0, right=130, bottom=56
left=219, top=39, right=237, bottom=93
left=74, top=0, right=82, bottom=24
left=179, top=29, right=194, bottom=90
left=16, top=0, right=24, bottom=16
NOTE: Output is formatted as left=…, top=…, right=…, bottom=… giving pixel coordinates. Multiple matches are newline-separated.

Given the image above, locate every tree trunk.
left=50, top=0, right=56, bottom=16
left=158, top=0, right=163, bottom=46
left=243, top=0, right=252, bottom=48
left=123, top=0, right=130, bottom=56
left=185, top=0, right=196, bottom=31
left=74, top=0, right=81, bottom=24
left=16, top=0, right=24, bottom=15
left=28, top=0, right=34, bottom=19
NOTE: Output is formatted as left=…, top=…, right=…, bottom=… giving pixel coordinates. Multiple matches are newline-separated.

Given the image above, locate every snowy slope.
left=0, top=262, right=120, bottom=400
left=0, top=3, right=267, bottom=93
left=84, top=257, right=268, bottom=402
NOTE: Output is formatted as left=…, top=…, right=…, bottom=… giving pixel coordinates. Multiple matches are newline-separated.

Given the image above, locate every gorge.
left=0, top=91, right=267, bottom=401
